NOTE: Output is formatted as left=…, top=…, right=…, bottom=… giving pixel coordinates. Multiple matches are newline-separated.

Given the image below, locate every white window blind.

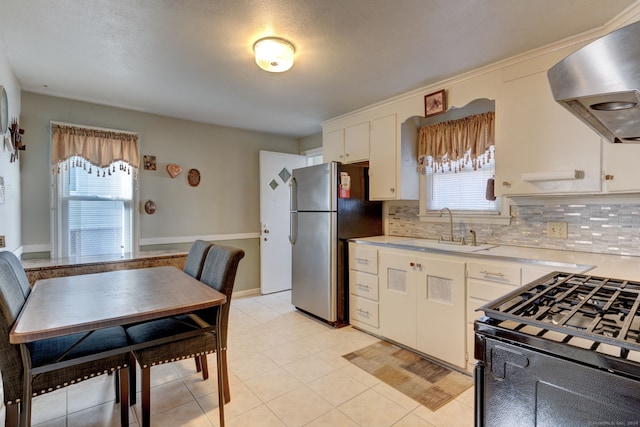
left=424, top=147, right=500, bottom=212
left=54, top=157, right=135, bottom=257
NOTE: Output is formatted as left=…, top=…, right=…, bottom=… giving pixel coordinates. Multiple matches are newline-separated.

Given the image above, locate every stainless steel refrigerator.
left=289, top=162, right=382, bottom=325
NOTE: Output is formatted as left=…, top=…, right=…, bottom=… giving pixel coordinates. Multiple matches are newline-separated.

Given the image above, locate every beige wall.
left=19, top=92, right=300, bottom=291
left=0, top=48, right=22, bottom=253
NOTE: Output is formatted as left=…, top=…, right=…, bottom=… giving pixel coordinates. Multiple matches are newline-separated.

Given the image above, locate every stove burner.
left=479, top=272, right=640, bottom=356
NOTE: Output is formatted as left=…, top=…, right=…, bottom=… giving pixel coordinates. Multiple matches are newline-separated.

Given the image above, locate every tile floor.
left=5, top=291, right=475, bottom=426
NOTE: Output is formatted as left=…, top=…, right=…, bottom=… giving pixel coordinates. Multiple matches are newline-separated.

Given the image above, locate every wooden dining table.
left=9, top=266, right=228, bottom=427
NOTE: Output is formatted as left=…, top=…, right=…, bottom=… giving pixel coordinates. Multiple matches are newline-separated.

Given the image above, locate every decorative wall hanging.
left=187, top=168, right=201, bottom=187
left=143, top=155, right=156, bottom=170
left=425, top=89, right=447, bottom=117
left=166, top=163, right=183, bottom=178
left=9, top=118, right=25, bottom=162
left=144, top=200, right=156, bottom=214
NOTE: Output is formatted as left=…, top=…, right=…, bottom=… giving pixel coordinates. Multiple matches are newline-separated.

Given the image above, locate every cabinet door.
left=498, top=70, right=602, bottom=196
left=603, top=142, right=640, bottom=193
left=344, top=122, right=370, bottom=163
left=323, top=129, right=344, bottom=163
left=378, top=250, right=417, bottom=348
left=369, top=114, right=398, bottom=200
left=416, top=256, right=466, bottom=369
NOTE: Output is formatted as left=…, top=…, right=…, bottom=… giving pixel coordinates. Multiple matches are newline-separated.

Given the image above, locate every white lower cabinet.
left=378, top=249, right=466, bottom=368
left=416, top=256, right=466, bottom=369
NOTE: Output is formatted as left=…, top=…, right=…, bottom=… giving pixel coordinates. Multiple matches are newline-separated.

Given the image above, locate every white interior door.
left=259, top=150, right=307, bottom=294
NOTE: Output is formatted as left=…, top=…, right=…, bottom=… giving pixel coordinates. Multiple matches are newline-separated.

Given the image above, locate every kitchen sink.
left=395, top=239, right=497, bottom=253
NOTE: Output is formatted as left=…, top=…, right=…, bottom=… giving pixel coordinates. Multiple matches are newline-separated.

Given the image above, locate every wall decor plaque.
left=143, top=155, right=156, bottom=170
left=166, top=163, right=182, bottom=178
left=187, top=168, right=201, bottom=187
left=425, top=89, right=447, bottom=117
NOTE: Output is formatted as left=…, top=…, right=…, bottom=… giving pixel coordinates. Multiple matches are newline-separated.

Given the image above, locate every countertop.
left=351, top=236, right=640, bottom=281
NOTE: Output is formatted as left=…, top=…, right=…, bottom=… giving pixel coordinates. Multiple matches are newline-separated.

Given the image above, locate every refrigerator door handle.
left=289, top=211, right=297, bottom=245
left=290, top=177, right=297, bottom=212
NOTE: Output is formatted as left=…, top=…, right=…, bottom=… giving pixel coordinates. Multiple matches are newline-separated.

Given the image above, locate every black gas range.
left=474, top=271, right=640, bottom=427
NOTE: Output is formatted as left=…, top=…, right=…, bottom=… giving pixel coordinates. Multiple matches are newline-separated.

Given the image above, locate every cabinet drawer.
left=350, top=270, right=379, bottom=301
left=350, top=296, right=379, bottom=328
left=467, top=278, right=518, bottom=301
left=349, top=246, right=378, bottom=274
left=467, top=262, right=520, bottom=285
left=467, top=296, right=490, bottom=324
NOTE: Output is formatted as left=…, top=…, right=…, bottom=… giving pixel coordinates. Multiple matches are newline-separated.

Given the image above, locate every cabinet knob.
left=502, top=181, right=511, bottom=187
left=390, top=188, right=395, bottom=193
left=605, top=174, right=614, bottom=180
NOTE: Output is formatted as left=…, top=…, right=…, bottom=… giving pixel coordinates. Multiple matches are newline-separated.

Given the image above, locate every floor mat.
left=343, top=340, right=473, bottom=411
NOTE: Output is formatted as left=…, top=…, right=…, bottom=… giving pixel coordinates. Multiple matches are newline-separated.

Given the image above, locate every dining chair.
left=183, top=239, right=213, bottom=280
left=125, top=245, right=245, bottom=425
left=0, top=251, right=130, bottom=427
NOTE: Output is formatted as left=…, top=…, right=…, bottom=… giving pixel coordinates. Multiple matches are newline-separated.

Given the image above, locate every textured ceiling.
left=0, top=0, right=637, bottom=137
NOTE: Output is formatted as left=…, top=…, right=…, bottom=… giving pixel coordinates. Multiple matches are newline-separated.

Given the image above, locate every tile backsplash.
left=387, top=201, right=640, bottom=257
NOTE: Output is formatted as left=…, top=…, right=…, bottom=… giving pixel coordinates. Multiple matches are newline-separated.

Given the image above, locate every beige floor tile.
left=281, top=354, right=337, bottom=384
left=226, top=404, right=286, bottom=427
left=412, top=397, right=474, bottom=427
left=197, top=379, right=262, bottom=425
left=33, top=416, right=67, bottom=427
left=336, top=363, right=381, bottom=388
left=372, top=381, right=421, bottom=411
left=182, top=370, right=220, bottom=399
left=307, top=370, right=369, bottom=407
left=305, top=409, right=360, bottom=427
left=455, top=386, right=475, bottom=409
left=338, top=389, right=410, bottom=427
left=132, top=378, right=195, bottom=419
left=242, top=367, right=303, bottom=402
left=67, top=401, right=133, bottom=427
left=67, top=374, right=119, bottom=413
left=151, top=400, right=213, bottom=427
left=393, top=413, right=436, bottom=427
left=266, top=386, right=333, bottom=427
left=263, top=340, right=312, bottom=366
left=31, top=389, right=67, bottom=425
left=228, top=352, right=280, bottom=381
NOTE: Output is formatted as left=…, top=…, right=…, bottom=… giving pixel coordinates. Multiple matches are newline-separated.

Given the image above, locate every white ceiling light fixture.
left=253, top=37, right=295, bottom=73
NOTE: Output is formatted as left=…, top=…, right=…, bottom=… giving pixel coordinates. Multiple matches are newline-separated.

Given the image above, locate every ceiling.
left=0, top=0, right=637, bottom=138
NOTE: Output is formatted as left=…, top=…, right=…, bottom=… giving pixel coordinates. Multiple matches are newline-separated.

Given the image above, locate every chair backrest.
left=0, top=251, right=30, bottom=404
left=199, top=245, right=245, bottom=347
left=183, top=240, right=214, bottom=280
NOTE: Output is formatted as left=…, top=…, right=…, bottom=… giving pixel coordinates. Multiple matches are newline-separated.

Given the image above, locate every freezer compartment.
left=291, top=211, right=337, bottom=322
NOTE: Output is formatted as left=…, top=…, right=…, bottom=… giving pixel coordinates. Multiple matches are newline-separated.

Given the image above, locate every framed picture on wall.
left=425, top=89, right=446, bottom=117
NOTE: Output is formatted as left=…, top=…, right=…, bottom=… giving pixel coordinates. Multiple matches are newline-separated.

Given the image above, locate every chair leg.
left=200, top=355, right=209, bottom=381
left=5, top=403, right=19, bottom=427
left=119, top=367, right=130, bottom=427
left=141, top=367, right=151, bottom=427
left=221, top=349, right=231, bottom=404
left=129, top=353, right=137, bottom=405
left=195, top=356, right=202, bottom=373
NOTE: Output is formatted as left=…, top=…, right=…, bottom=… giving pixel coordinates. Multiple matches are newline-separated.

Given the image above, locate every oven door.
left=475, top=335, right=640, bottom=427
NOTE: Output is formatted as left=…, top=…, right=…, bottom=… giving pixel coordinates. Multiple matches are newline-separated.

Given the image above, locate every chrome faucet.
left=470, top=229, right=477, bottom=246
left=439, top=207, right=454, bottom=242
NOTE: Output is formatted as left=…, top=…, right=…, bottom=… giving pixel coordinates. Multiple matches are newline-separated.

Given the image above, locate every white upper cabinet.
left=323, top=123, right=369, bottom=164
left=602, top=142, right=640, bottom=193
left=497, top=49, right=603, bottom=196
left=344, top=122, right=370, bottom=163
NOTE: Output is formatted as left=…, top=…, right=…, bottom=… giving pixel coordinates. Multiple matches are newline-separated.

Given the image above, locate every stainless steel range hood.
left=548, top=20, right=640, bottom=143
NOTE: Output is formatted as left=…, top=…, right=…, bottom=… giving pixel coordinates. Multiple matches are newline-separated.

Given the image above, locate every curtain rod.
left=50, top=120, right=138, bottom=136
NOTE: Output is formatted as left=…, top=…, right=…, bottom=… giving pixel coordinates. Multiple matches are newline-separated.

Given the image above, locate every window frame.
left=50, top=160, right=140, bottom=258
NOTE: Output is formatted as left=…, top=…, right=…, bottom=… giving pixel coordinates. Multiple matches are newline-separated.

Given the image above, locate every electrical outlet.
left=547, top=222, right=568, bottom=239
left=0, top=235, right=5, bottom=248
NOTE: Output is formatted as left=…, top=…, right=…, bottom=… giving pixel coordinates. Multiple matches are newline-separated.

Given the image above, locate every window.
left=417, top=105, right=509, bottom=223
left=54, top=157, right=135, bottom=257
left=50, top=123, right=139, bottom=258
left=424, top=145, right=499, bottom=212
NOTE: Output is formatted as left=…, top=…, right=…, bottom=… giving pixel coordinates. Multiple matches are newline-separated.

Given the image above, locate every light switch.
left=547, top=222, right=568, bottom=239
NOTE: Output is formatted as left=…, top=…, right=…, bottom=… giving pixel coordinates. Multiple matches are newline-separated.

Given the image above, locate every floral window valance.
left=51, top=122, right=140, bottom=178
left=418, top=111, right=495, bottom=173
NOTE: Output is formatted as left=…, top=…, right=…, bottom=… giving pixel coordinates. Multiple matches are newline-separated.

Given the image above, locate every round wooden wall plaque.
left=188, top=168, right=201, bottom=187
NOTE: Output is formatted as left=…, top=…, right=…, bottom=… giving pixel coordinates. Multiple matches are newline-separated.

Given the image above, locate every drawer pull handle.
left=356, top=308, right=371, bottom=316
left=410, top=262, right=422, bottom=268
left=355, top=257, right=370, bottom=264
left=480, top=270, right=505, bottom=278
left=356, top=283, right=370, bottom=289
